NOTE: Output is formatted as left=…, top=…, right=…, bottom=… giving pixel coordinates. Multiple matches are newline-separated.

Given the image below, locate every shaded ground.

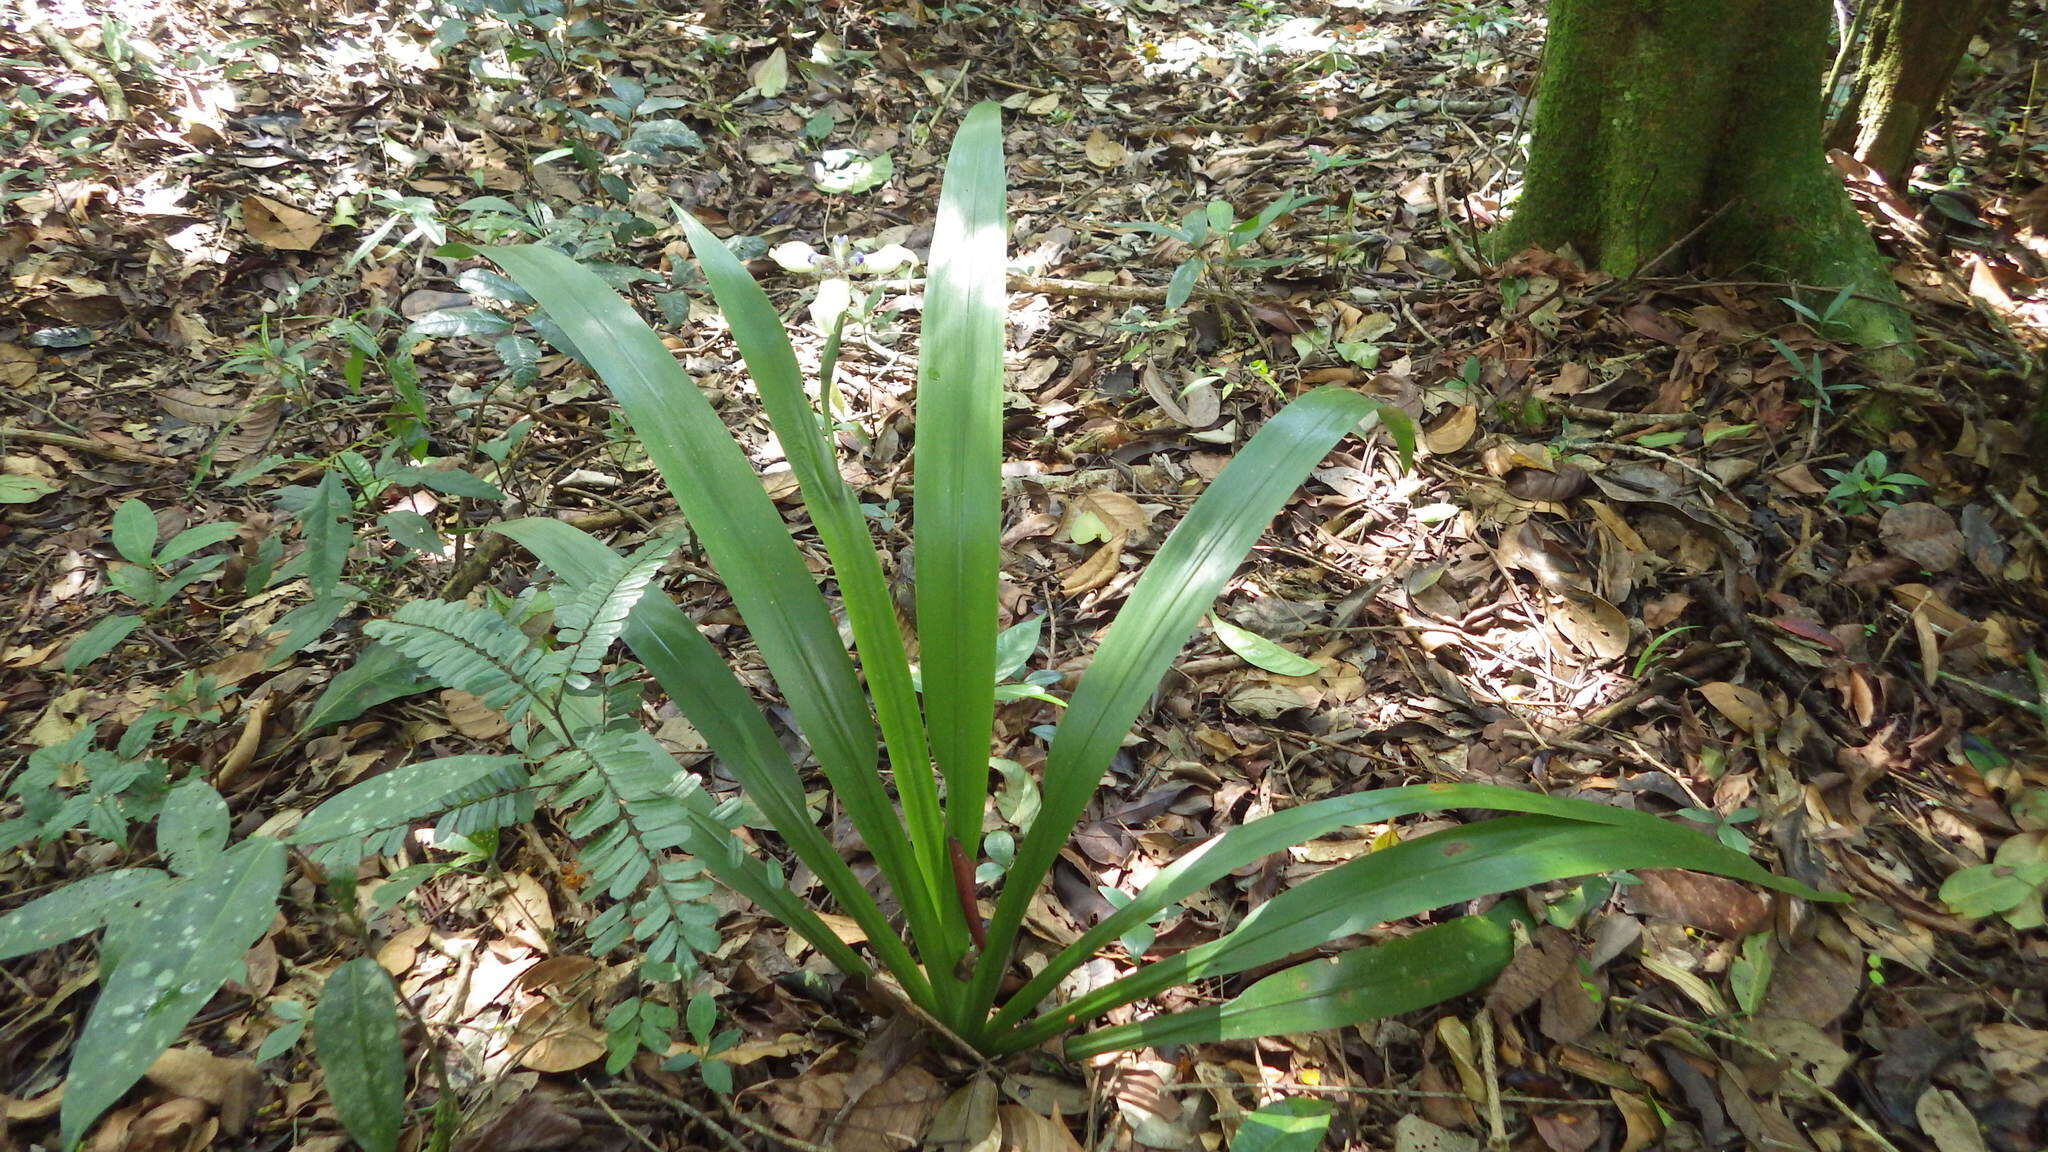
left=3, top=0, right=2048, bottom=1149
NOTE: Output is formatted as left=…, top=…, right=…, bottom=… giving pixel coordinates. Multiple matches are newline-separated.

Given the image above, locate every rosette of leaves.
left=472, top=102, right=1836, bottom=1057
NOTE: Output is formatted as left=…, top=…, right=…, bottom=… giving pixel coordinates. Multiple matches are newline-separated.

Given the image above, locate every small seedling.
left=1819, top=450, right=1927, bottom=515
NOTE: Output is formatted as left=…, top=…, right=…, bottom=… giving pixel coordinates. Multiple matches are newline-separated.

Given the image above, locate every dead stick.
left=18, top=2, right=128, bottom=121
left=3, top=423, right=176, bottom=466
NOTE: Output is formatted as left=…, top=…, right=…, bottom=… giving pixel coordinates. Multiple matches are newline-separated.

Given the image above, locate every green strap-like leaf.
left=997, top=813, right=1794, bottom=1052
left=1067, top=916, right=1512, bottom=1058
left=967, top=386, right=1416, bottom=1026
left=675, top=212, right=954, bottom=968
left=487, top=245, right=930, bottom=989
left=488, top=517, right=899, bottom=992
left=63, top=838, right=286, bottom=1148
left=313, top=957, right=407, bottom=1152
left=987, top=782, right=1833, bottom=1034
left=915, top=102, right=1009, bottom=866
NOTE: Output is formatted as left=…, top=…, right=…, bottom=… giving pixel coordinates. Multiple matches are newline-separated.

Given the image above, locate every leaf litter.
left=2, top=0, right=2047, bottom=1149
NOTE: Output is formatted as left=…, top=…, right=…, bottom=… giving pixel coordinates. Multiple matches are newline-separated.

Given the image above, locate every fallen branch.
left=18, top=2, right=129, bottom=121
left=3, top=423, right=176, bottom=466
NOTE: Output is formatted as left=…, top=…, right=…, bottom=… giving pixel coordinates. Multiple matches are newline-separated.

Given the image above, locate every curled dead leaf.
left=1507, top=462, right=1590, bottom=502
left=241, top=195, right=325, bottom=251
left=1423, top=405, right=1478, bottom=454
left=1879, top=502, right=1963, bottom=573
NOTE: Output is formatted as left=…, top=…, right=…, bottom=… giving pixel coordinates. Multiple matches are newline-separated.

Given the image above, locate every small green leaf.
left=0, top=474, right=58, bottom=504
left=61, top=613, right=144, bottom=672
left=299, top=643, right=438, bottom=733
left=379, top=511, right=446, bottom=556
left=156, top=522, right=244, bottom=565
left=1230, top=1098, right=1336, bottom=1152
left=158, top=777, right=231, bottom=874
left=1210, top=617, right=1321, bottom=676
left=314, top=957, right=407, bottom=1152
left=1166, top=259, right=1201, bottom=309
left=257, top=1015, right=306, bottom=1062
left=813, top=148, right=894, bottom=194
left=111, top=499, right=160, bottom=565
left=1729, top=931, right=1774, bottom=1016
left=390, top=466, right=504, bottom=502
left=1069, top=916, right=1510, bottom=1057
left=993, top=616, right=1044, bottom=682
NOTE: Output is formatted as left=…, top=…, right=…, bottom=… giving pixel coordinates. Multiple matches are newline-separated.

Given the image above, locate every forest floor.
left=4, top=0, right=2048, bottom=1149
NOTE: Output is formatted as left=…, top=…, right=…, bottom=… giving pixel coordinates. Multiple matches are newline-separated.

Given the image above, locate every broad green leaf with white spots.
left=0, top=868, right=166, bottom=962
left=62, top=837, right=285, bottom=1148
left=290, top=756, right=524, bottom=853
left=314, top=957, right=406, bottom=1152
left=158, top=777, right=231, bottom=874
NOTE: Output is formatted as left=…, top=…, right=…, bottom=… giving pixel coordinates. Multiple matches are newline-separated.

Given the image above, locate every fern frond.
left=365, top=599, right=565, bottom=722
left=556, top=533, right=680, bottom=677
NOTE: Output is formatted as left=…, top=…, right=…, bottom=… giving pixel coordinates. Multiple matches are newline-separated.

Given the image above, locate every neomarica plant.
left=481, top=103, right=1831, bottom=1059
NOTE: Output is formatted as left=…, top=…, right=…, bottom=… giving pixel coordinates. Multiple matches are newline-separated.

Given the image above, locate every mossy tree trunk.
left=1826, top=0, right=1992, bottom=188
left=1494, top=0, right=1911, bottom=358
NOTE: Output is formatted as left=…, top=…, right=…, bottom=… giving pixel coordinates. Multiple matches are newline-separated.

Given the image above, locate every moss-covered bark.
left=1826, top=0, right=1992, bottom=187
left=1494, top=0, right=1912, bottom=361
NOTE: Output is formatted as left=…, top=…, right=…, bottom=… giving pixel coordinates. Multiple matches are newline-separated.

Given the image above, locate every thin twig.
left=2, top=423, right=178, bottom=466
left=1991, top=489, right=2048, bottom=557
left=580, top=1083, right=681, bottom=1152
left=601, top=1083, right=793, bottom=1152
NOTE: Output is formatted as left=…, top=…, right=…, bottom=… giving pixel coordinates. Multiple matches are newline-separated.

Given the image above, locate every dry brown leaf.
left=1060, top=536, right=1125, bottom=595
left=1530, top=1106, right=1603, bottom=1152
left=1610, top=1089, right=1661, bottom=1152
left=1487, top=925, right=1575, bottom=1021
left=214, top=397, right=283, bottom=462
left=1424, top=405, right=1478, bottom=454
left=145, top=1047, right=262, bottom=1134
left=1000, top=1103, right=1085, bottom=1152
left=241, top=195, right=325, bottom=250
left=119, top=1097, right=214, bottom=1152
left=1063, top=490, right=1151, bottom=543
left=1879, top=501, right=1964, bottom=573
left=928, top=1073, right=1000, bottom=1152
left=511, top=999, right=605, bottom=1073
left=451, top=1091, right=583, bottom=1152
left=1697, top=681, right=1776, bottom=735
left=1915, top=1088, right=1989, bottom=1152
left=1082, top=129, right=1127, bottom=169
left=1394, top=1114, right=1481, bottom=1152
left=1758, top=928, right=1862, bottom=1027
left=1507, top=463, right=1589, bottom=502
left=1551, top=593, right=1628, bottom=660
left=492, top=874, right=555, bottom=952
left=1973, top=1023, right=2048, bottom=1081
left=443, top=688, right=511, bottom=740
left=1624, top=869, right=1768, bottom=938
